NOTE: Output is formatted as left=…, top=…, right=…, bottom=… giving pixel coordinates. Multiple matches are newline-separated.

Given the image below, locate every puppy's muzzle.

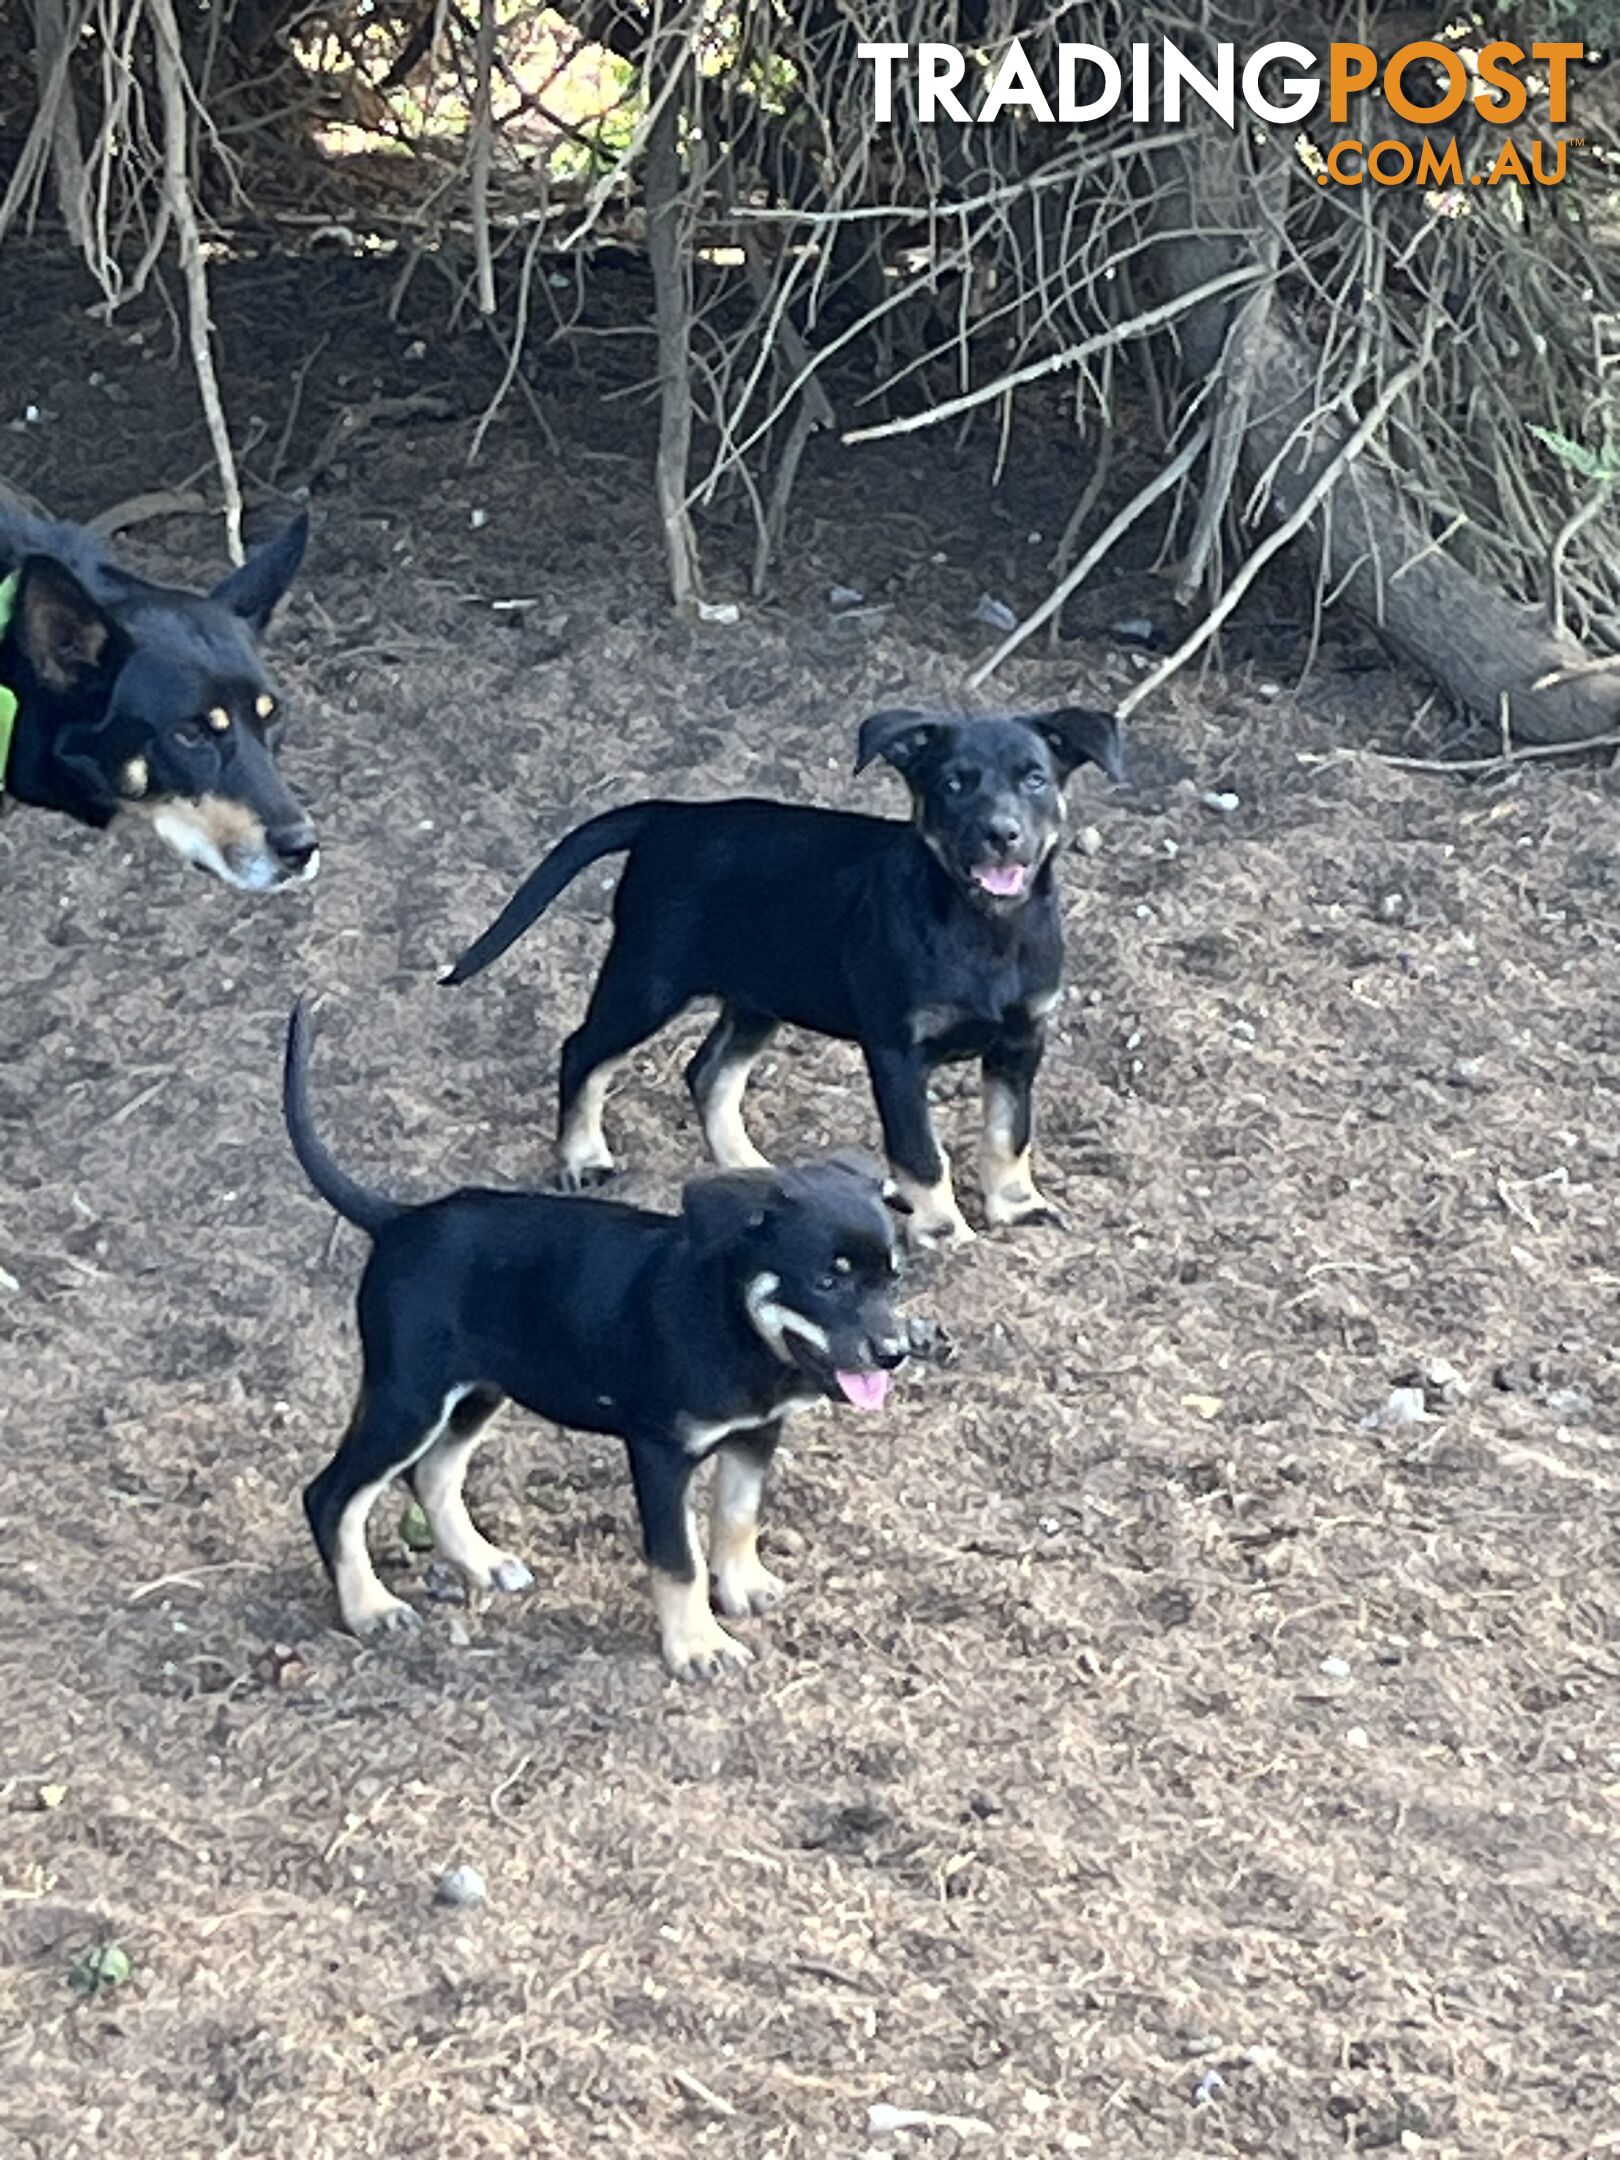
left=269, top=818, right=320, bottom=880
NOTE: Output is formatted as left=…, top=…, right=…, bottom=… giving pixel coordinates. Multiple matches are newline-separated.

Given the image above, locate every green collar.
left=0, top=570, right=18, bottom=797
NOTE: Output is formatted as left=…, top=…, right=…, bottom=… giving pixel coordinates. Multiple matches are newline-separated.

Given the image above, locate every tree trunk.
left=27, top=0, right=89, bottom=254
left=1158, top=140, right=1620, bottom=747
left=646, top=57, right=700, bottom=614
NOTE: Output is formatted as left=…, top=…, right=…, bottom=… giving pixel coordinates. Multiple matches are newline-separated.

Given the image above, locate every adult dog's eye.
left=1023, top=769, right=1050, bottom=794
left=943, top=775, right=966, bottom=796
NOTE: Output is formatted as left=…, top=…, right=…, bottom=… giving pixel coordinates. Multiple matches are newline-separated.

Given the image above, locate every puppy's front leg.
left=978, top=1031, right=1063, bottom=1229
left=864, top=1045, right=974, bottom=1249
left=627, top=1437, right=751, bottom=1681
left=709, top=1426, right=787, bottom=1619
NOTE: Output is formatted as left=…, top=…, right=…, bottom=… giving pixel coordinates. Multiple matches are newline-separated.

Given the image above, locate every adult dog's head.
left=0, top=514, right=317, bottom=892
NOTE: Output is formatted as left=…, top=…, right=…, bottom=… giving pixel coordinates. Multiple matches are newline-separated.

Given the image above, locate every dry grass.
left=1, top=251, right=1617, bottom=2160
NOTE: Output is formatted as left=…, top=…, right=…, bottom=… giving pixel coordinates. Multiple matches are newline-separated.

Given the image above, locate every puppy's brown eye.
left=1023, top=769, right=1050, bottom=794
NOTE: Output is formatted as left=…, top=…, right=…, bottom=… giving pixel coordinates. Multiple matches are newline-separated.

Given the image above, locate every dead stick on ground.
left=1368, top=728, right=1620, bottom=773
left=148, top=0, right=244, bottom=563
left=1116, top=351, right=1429, bottom=725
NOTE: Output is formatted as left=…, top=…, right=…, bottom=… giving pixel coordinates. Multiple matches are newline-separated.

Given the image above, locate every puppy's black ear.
left=1024, top=705, right=1124, bottom=784
left=681, top=1171, right=775, bottom=1258
left=210, top=512, right=309, bottom=635
left=824, top=1147, right=888, bottom=1188
left=854, top=709, right=947, bottom=778
left=13, top=556, right=125, bottom=694
left=823, top=1148, right=914, bottom=1216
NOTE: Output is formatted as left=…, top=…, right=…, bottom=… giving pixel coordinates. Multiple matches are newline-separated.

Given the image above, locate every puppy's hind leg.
left=557, top=947, right=689, bottom=1190
left=408, top=1386, right=532, bottom=1595
left=304, top=1387, right=459, bottom=1638
left=686, top=1004, right=777, bottom=1170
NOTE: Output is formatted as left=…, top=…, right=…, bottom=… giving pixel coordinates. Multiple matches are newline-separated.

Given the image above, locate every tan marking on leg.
left=650, top=1508, right=751, bottom=1679
left=978, top=1076, right=1058, bottom=1227
left=700, top=1052, right=770, bottom=1170
left=413, top=1405, right=533, bottom=1594
left=709, top=1449, right=787, bottom=1619
left=890, top=1153, right=975, bottom=1249
left=558, top=1058, right=620, bottom=1181
left=333, top=1473, right=421, bottom=1637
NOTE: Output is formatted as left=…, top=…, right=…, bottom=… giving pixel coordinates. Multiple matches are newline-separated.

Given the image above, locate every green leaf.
left=69, top=1940, right=132, bottom=1999
left=399, top=1500, right=434, bottom=1552
left=1527, top=424, right=1619, bottom=485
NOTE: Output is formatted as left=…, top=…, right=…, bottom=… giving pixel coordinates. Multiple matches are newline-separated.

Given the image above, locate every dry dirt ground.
left=1, top=248, right=1618, bottom=2160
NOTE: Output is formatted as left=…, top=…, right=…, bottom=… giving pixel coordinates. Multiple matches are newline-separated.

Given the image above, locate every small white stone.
left=1077, top=825, right=1103, bottom=856
left=1320, top=1655, right=1351, bottom=1679
left=435, top=1863, right=487, bottom=1908
left=468, top=508, right=488, bottom=529
left=1201, top=789, right=1240, bottom=814
left=1345, top=1725, right=1371, bottom=1750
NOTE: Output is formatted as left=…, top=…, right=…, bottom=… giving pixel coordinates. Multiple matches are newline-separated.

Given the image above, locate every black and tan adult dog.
left=445, top=706, right=1122, bottom=1247
left=284, top=1001, right=936, bottom=1679
left=0, top=508, right=316, bottom=891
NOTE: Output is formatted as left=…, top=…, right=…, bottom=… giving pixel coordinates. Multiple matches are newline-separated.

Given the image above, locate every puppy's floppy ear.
left=823, top=1147, right=914, bottom=1216
left=1024, top=705, right=1124, bottom=784
left=854, top=709, right=948, bottom=778
left=681, top=1170, right=776, bottom=1258
left=210, top=511, right=309, bottom=635
left=13, top=555, right=126, bottom=694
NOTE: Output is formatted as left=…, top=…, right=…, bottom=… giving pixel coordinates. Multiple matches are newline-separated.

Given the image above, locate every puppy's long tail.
left=283, top=999, right=404, bottom=1239
left=441, top=802, right=658, bottom=986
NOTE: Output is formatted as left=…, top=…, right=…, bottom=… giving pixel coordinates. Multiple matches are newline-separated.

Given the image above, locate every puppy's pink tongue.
left=974, top=863, right=1027, bottom=897
left=836, top=1370, right=892, bottom=1410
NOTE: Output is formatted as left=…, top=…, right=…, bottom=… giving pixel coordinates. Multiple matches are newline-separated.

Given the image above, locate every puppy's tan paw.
left=662, top=1612, right=754, bottom=1683
left=711, top=1558, right=789, bottom=1620
left=555, top=1158, right=616, bottom=1193
left=347, top=1592, right=423, bottom=1640
left=984, top=1185, right=1066, bottom=1231
left=905, top=1208, right=976, bottom=1253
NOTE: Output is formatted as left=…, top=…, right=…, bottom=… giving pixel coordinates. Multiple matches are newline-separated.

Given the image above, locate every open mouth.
left=971, top=861, right=1030, bottom=899
left=833, top=1368, right=892, bottom=1410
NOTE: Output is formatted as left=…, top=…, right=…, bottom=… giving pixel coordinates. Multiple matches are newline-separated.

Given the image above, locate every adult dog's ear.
left=13, top=556, right=126, bottom=694
left=681, top=1170, right=776, bottom=1258
left=210, top=511, right=309, bottom=635
left=854, top=709, right=949, bottom=778
left=1024, top=705, right=1124, bottom=784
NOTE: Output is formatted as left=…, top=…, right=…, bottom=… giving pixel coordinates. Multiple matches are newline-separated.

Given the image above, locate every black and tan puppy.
left=445, top=706, right=1122, bottom=1247
left=0, top=508, right=315, bottom=891
left=285, top=1002, right=937, bottom=1679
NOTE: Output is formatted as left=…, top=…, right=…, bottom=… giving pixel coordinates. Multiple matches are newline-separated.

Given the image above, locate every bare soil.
left=1, top=247, right=1617, bottom=2160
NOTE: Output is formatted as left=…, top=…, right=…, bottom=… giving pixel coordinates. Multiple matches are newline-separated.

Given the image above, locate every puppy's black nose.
left=872, top=1334, right=908, bottom=1370
left=272, top=824, right=318, bottom=872
left=985, top=814, right=1022, bottom=854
